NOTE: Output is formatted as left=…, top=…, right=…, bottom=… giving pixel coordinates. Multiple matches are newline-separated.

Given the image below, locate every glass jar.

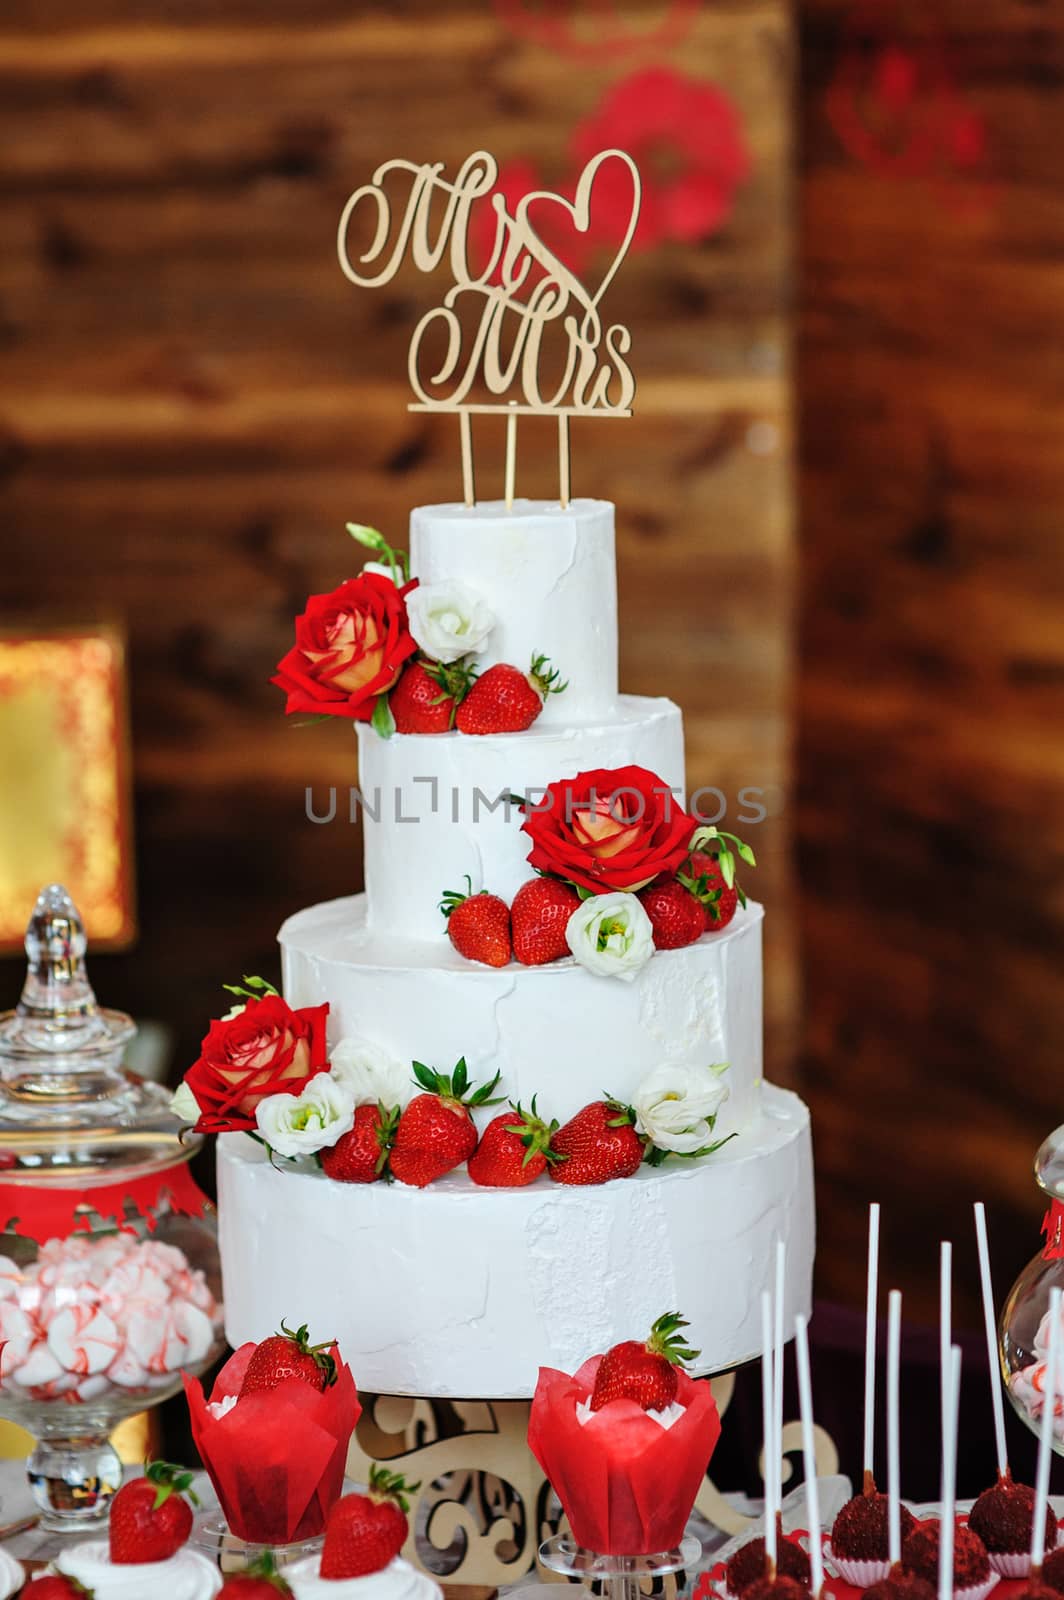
left=0, top=885, right=223, bottom=1528
left=1000, top=1124, right=1064, bottom=1452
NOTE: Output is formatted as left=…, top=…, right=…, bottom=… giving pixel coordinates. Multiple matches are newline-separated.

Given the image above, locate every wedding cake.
left=216, top=497, right=814, bottom=1398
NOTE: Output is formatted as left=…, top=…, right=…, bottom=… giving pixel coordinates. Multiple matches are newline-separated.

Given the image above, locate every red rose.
left=272, top=572, right=419, bottom=720
left=521, top=765, right=694, bottom=893
left=183, top=994, right=331, bottom=1134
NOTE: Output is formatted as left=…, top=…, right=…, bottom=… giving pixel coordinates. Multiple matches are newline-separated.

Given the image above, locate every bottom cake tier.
left=217, top=1083, right=814, bottom=1398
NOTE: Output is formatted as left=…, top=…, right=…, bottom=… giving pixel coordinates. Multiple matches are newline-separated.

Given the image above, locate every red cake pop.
left=902, top=1520, right=993, bottom=1599
left=1013, top=1583, right=1062, bottom=1600
left=740, top=1575, right=811, bottom=1600
left=725, top=1534, right=811, bottom=1597
left=969, top=1475, right=1058, bottom=1576
left=863, top=1570, right=937, bottom=1600
left=831, top=1483, right=917, bottom=1571
left=1041, top=1547, right=1064, bottom=1594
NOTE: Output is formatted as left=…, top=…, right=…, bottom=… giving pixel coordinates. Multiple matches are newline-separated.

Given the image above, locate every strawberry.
left=108, top=1460, right=198, bottom=1564
left=679, top=826, right=756, bottom=932
left=218, top=1551, right=294, bottom=1596
left=390, top=657, right=476, bottom=734
left=321, top=1467, right=419, bottom=1579
left=549, top=1099, right=645, bottom=1186
left=440, top=878, right=512, bottom=967
left=637, top=878, right=705, bottom=950
left=321, top=1103, right=399, bottom=1183
left=468, top=1098, right=558, bottom=1187
left=590, top=1311, right=700, bottom=1412
left=239, top=1320, right=337, bottom=1397
left=455, top=653, right=566, bottom=735
left=511, top=877, right=581, bottom=966
left=23, top=1579, right=94, bottom=1598
left=390, top=1058, right=502, bottom=1188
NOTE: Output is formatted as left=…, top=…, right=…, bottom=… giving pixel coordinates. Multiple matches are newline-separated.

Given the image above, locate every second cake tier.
left=280, top=893, right=764, bottom=1135
left=357, top=694, right=683, bottom=941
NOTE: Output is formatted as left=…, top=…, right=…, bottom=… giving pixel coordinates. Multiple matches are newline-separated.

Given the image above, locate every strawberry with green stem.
left=391, top=657, right=477, bottom=734
left=108, top=1460, right=199, bottom=1564
left=239, top=1321, right=338, bottom=1396
left=679, top=825, right=756, bottom=932
left=441, top=878, right=512, bottom=967
left=321, top=1103, right=400, bottom=1183
left=590, top=1312, right=700, bottom=1412
left=217, top=1551, right=295, bottom=1597
left=390, top=1059, right=503, bottom=1188
left=455, top=653, right=566, bottom=735
left=468, top=1098, right=559, bottom=1187
left=321, top=1467, right=420, bottom=1579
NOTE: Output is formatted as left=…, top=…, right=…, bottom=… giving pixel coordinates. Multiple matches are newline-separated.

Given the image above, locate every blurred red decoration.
left=494, top=0, right=699, bottom=62
left=572, top=67, right=752, bottom=251
left=469, top=158, right=593, bottom=284
left=827, top=0, right=994, bottom=206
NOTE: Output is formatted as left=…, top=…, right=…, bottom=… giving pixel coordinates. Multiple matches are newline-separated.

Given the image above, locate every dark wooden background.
left=2, top=0, right=1062, bottom=1365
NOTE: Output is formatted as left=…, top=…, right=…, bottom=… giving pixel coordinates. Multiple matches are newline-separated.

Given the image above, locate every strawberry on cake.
left=52, top=1461, right=221, bottom=1599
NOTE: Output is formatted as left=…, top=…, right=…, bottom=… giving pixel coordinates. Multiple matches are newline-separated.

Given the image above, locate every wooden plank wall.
left=799, top=0, right=1064, bottom=1321
left=0, top=7, right=797, bottom=1088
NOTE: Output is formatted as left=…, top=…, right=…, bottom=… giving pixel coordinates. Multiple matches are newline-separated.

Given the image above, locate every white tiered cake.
left=218, top=499, right=814, bottom=1398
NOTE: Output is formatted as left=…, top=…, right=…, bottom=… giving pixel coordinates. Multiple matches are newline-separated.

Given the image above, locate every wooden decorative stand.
left=347, top=1375, right=840, bottom=1589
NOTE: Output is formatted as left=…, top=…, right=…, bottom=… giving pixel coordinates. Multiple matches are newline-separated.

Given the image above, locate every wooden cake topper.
left=337, top=149, right=642, bottom=509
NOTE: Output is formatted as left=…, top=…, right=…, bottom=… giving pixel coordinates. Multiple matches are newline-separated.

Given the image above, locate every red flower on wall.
left=827, top=0, right=994, bottom=208
left=494, top=0, right=699, bottom=63
left=571, top=68, right=752, bottom=251
left=469, top=158, right=594, bottom=284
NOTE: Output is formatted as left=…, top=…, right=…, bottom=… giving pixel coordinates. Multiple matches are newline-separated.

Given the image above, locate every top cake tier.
left=409, top=498, right=617, bottom=726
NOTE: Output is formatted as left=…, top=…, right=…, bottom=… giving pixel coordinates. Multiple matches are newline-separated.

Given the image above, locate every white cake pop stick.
left=1031, top=1285, right=1062, bottom=1572
left=939, top=1345, right=962, bottom=1600
left=762, top=1288, right=778, bottom=1573
left=774, top=1240, right=787, bottom=1547
left=973, top=1202, right=1009, bottom=1482
left=940, top=1242, right=952, bottom=1458
left=864, top=1203, right=881, bottom=1492
left=887, top=1289, right=903, bottom=1567
left=795, top=1314, right=824, bottom=1599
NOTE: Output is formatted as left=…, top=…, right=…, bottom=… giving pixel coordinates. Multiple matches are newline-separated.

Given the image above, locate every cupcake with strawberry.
left=50, top=1460, right=222, bottom=1598
left=528, top=1312, right=722, bottom=1555
left=284, top=1469, right=442, bottom=1600
left=185, top=1321, right=361, bottom=1547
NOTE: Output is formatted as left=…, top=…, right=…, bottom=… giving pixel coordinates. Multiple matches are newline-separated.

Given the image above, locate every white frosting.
left=279, top=895, right=764, bottom=1135
left=409, top=499, right=617, bottom=726
left=0, top=1548, right=23, bottom=1599
left=355, top=694, right=683, bottom=940
left=576, top=1397, right=686, bottom=1430
left=56, top=1540, right=222, bottom=1599
left=286, top=1554, right=442, bottom=1600
left=217, top=1084, right=814, bottom=1399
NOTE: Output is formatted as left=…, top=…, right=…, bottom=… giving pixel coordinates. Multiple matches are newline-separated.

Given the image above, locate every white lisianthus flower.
left=406, top=581, right=496, bottom=664
left=565, top=892, right=655, bottom=982
left=632, top=1062, right=730, bottom=1154
left=255, top=1074, right=356, bottom=1158
left=361, top=561, right=397, bottom=584
left=329, top=1035, right=413, bottom=1109
left=169, top=1081, right=201, bottom=1124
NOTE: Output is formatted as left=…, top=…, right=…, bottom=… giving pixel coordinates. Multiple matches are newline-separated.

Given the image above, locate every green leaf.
left=371, top=694, right=396, bottom=739
left=575, top=884, right=597, bottom=901
left=289, top=714, right=333, bottom=729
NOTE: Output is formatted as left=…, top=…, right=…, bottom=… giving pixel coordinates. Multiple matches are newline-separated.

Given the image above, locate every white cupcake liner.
left=822, top=1544, right=891, bottom=1586
left=986, top=1551, right=1034, bottom=1578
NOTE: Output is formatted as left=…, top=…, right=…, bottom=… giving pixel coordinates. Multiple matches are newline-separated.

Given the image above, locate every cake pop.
left=1039, top=1548, right=1064, bottom=1594
left=863, top=1573, right=937, bottom=1600
left=741, top=1576, right=811, bottom=1600
left=901, top=1522, right=993, bottom=1600
left=726, top=1536, right=811, bottom=1597
left=969, top=1202, right=1049, bottom=1577
left=1012, top=1583, right=1062, bottom=1600
left=830, top=1206, right=908, bottom=1585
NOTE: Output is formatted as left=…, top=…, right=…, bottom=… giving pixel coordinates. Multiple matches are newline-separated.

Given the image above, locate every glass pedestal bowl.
left=1000, top=1123, right=1064, bottom=1453
left=0, top=885, right=224, bottom=1529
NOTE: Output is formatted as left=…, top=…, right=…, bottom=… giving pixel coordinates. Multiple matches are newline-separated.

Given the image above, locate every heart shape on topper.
left=513, top=148, right=642, bottom=317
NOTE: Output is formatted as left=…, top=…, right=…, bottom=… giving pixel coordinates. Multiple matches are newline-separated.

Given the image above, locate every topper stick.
left=887, top=1289, right=903, bottom=1567
left=773, top=1240, right=786, bottom=1537
left=863, top=1203, right=881, bottom=1492
left=505, top=403, right=517, bottom=512
left=973, top=1202, right=1009, bottom=1481
left=940, top=1242, right=952, bottom=1454
left=459, top=410, right=475, bottom=507
left=1032, top=1285, right=1062, bottom=1572
left=761, top=1289, right=778, bottom=1574
left=795, top=1314, right=824, bottom=1599
left=939, top=1345, right=962, bottom=1600
left=558, top=414, right=571, bottom=510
